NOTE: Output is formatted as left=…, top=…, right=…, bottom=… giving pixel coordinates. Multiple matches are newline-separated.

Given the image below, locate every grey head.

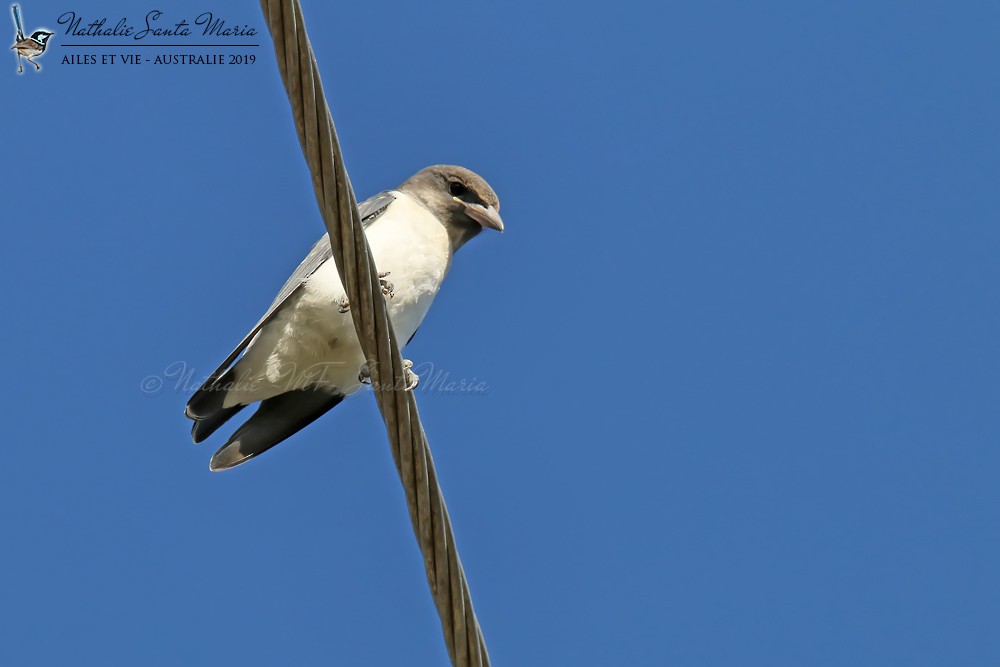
left=399, top=165, right=504, bottom=252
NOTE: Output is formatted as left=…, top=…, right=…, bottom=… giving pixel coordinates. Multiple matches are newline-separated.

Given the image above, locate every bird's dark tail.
left=12, top=5, right=24, bottom=42
left=186, top=367, right=246, bottom=441
left=209, top=388, right=344, bottom=471
left=185, top=368, right=235, bottom=421
left=191, top=404, right=246, bottom=443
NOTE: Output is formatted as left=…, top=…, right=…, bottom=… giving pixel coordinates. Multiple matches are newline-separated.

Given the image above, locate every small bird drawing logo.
left=10, top=4, right=52, bottom=74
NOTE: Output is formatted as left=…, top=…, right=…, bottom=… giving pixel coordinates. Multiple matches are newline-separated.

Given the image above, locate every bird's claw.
left=357, top=359, right=419, bottom=390
left=403, top=359, right=419, bottom=391
left=379, top=272, right=394, bottom=299
left=340, top=274, right=391, bottom=311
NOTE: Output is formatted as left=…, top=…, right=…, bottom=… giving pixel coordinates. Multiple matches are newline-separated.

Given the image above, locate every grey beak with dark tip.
left=458, top=198, right=504, bottom=232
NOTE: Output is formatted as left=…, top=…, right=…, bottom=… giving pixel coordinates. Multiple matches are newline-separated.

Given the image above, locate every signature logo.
left=10, top=4, right=52, bottom=74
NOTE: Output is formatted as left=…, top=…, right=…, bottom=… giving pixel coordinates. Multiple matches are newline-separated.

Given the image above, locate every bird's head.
left=31, top=30, right=54, bottom=44
left=399, top=165, right=504, bottom=252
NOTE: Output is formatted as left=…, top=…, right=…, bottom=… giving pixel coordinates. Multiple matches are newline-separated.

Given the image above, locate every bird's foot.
left=357, top=359, right=418, bottom=390
left=379, top=272, right=394, bottom=299
left=17, top=65, right=23, bottom=74
left=340, top=274, right=392, bottom=310
left=403, top=359, right=419, bottom=391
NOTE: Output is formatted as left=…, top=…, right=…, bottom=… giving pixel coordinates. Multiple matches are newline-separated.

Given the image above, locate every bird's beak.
left=457, top=198, right=504, bottom=232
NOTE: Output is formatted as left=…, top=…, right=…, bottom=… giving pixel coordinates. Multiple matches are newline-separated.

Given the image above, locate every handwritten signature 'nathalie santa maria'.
left=57, top=10, right=257, bottom=40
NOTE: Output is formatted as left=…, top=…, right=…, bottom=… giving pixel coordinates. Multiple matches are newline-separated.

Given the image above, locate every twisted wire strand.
left=259, top=2, right=490, bottom=664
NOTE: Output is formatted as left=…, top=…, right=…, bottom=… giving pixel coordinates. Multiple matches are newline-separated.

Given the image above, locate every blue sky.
left=2, top=1, right=998, bottom=664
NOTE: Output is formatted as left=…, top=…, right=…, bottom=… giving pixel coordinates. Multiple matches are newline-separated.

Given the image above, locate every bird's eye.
left=449, top=182, right=467, bottom=197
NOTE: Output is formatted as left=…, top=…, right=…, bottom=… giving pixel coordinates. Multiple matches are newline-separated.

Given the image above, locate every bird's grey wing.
left=186, top=191, right=395, bottom=417
left=263, top=190, right=396, bottom=316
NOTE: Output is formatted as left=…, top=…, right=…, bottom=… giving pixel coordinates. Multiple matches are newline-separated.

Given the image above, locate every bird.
left=11, top=30, right=53, bottom=73
left=185, top=164, right=504, bottom=471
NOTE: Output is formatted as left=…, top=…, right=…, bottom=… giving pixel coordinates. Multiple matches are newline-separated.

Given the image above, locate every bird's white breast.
left=224, top=192, right=451, bottom=407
